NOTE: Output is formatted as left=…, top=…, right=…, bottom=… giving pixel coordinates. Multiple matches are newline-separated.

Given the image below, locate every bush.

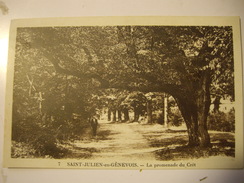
left=32, top=131, right=67, bottom=158
left=12, top=115, right=70, bottom=158
left=168, top=109, right=184, bottom=127
left=11, top=141, right=36, bottom=158
left=155, top=112, right=164, bottom=124
left=207, top=108, right=235, bottom=132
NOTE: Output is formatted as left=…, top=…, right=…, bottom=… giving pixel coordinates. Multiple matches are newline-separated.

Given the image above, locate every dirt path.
left=70, top=120, right=161, bottom=161
left=65, top=120, right=235, bottom=161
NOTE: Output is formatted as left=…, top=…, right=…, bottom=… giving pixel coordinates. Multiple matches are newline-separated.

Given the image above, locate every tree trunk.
left=118, top=110, right=122, bottom=122
left=164, top=96, right=168, bottom=128
left=123, top=108, right=129, bottom=121
left=197, top=71, right=211, bottom=147
left=108, top=108, right=111, bottom=121
left=133, top=107, right=139, bottom=122
left=147, top=99, right=152, bottom=123
left=175, top=70, right=212, bottom=148
left=175, top=98, right=199, bottom=146
left=112, top=110, right=117, bottom=122
left=213, top=96, right=221, bottom=113
left=185, top=118, right=199, bottom=147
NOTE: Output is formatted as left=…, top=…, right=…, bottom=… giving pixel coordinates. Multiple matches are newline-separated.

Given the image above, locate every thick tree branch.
left=42, top=50, right=110, bottom=87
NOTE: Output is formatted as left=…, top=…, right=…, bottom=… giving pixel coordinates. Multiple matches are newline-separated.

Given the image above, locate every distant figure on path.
left=90, top=118, right=98, bottom=137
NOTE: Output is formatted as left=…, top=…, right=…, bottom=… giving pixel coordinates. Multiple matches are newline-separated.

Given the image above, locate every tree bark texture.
left=213, top=96, right=221, bottom=113
left=147, top=99, right=153, bottom=124
left=176, top=98, right=200, bottom=146
left=133, top=107, right=140, bottom=122
left=112, top=110, right=117, bottom=122
left=174, top=70, right=212, bottom=147
left=164, top=96, right=168, bottom=128
left=197, top=70, right=211, bottom=147
left=108, top=108, right=111, bottom=121
left=118, top=110, right=122, bottom=122
left=123, top=108, right=129, bottom=121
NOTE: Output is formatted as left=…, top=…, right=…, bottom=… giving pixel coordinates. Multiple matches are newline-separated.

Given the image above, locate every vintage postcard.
left=3, top=16, right=243, bottom=169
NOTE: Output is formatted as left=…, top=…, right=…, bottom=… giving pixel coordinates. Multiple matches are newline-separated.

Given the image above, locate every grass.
left=140, top=128, right=235, bottom=161
left=11, top=123, right=235, bottom=160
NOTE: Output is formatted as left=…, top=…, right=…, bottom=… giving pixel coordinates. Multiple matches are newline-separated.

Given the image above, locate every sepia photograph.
left=3, top=17, right=243, bottom=169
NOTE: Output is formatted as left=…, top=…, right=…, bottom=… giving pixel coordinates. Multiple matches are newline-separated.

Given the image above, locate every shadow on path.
left=62, top=121, right=235, bottom=161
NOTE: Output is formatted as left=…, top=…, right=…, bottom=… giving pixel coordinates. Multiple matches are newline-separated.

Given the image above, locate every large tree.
left=115, top=26, right=233, bottom=147
left=15, top=25, right=234, bottom=147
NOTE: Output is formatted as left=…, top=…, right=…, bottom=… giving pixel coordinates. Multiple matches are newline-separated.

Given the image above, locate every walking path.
left=64, top=120, right=235, bottom=162
left=71, top=120, right=162, bottom=161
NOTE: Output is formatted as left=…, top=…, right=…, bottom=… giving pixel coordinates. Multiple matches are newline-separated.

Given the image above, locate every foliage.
left=208, top=108, right=235, bottom=132
left=12, top=114, right=67, bottom=158
left=123, top=92, right=147, bottom=114
left=11, top=141, right=36, bottom=158
left=12, top=25, right=234, bottom=150
left=12, top=27, right=110, bottom=158
left=168, top=109, right=184, bottom=127
left=166, top=97, right=184, bottom=126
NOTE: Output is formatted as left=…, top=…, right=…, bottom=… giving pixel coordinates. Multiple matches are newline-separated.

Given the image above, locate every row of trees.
left=106, top=90, right=169, bottom=124
left=13, top=25, right=234, bottom=152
